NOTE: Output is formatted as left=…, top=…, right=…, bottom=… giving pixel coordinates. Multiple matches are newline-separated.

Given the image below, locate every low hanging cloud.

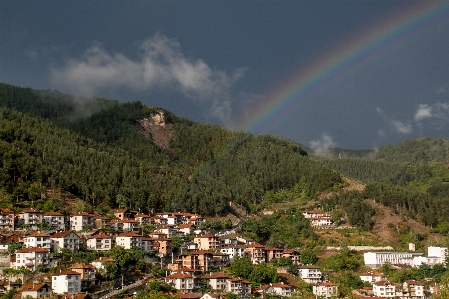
left=49, top=33, right=246, bottom=124
left=309, top=133, right=337, bottom=156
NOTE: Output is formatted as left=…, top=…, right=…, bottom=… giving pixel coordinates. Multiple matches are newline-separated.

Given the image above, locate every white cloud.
left=309, top=133, right=337, bottom=156
left=376, top=107, right=412, bottom=135
left=414, top=102, right=449, bottom=123
left=391, top=120, right=412, bottom=134
left=414, top=104, right=433, bottom=121
left=49, top=33, right=246, bottom=124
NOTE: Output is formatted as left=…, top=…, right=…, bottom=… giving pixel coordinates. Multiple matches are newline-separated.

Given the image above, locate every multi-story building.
left=402, top=280, right=425, bottom=299
left=94, top=216, right=111, bottom=229
left=177, top=250, right=214, bottom=272
left=164, top=272, right=196, bottom=293
left=373, top=281, right=400, bottom=298
left=70, top=213, right=95, bottom=231
left=194, top=234, right=221, bottom=250
left=265, top=247, right=283, bottom=262
left=50, top=231, right=80, bottom=251
left=86, top=233, right=112, bottom=251
left=121, top=219, right=141, bottom=233
left=364, top=252, right=423, bottom=268
left=0, top=208, right=15, bottom=231
left=115, top=232, right=142, bottom=249
left=70, top=263, right=97, bottom=286
left=17, top=209, right=43, bottom=230
left=141, top=237, right=154, bottom=252
left=21, top=282, right=51, bottom=299
left=43, top=212, right=65, bottom=231
left=298, top=265, right=322, bottom=284
left=282, top=250, right=301, bottom=265
left=313, top=282, right=337, bottom=298
left=153, top=238, right=172, bottom=256
left=204, top=272, right=228, bottom=292
left=24, top=233, right=51, bottom=250
left=51, top=269, right=81, bottom=295
left=113, top=209, right=132, bottom=220
left=13, top=247, right=50, bottom=271
left=243, top=243, right=266, bottom=264
left=220, top=245, right=245, bottom=261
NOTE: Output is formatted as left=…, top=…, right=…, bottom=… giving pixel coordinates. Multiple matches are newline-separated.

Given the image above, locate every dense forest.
left=2, top=82, right=449, bottom=230
left=0, top=83, right=342, bottom=216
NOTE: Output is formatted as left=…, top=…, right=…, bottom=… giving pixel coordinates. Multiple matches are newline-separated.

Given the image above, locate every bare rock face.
left=136, top=110, right=174, bottom=150
left=151, top=110, right=166, bottom=127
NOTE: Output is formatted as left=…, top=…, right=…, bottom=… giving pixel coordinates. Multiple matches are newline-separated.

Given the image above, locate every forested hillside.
left=313, top=137, right=449, bottom=227
left=0, top=83, right=342, bottom=216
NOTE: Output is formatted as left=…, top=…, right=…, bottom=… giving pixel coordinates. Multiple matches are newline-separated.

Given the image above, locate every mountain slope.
left=0, top=83, right=343, bottom=216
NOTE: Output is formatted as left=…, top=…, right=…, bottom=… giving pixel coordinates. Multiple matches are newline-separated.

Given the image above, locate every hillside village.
left=0, top=206, right=447, bottom=299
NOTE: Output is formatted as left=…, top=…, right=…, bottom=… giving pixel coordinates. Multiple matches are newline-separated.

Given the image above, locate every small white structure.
left=360, top=271, right=387, bottom=284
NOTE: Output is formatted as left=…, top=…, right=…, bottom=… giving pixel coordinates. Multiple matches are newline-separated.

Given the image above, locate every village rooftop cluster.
left=0, top=207, right=446, bottom=299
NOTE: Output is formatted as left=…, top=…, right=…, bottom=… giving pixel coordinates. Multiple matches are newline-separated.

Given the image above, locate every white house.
left=50, top=231, right=80, bottom=251
left=268, top=282, right=295, bottom=297
left=70, top=213, right=95, bottom=231
left=313, top=282, right=337, bottom=298
left=24, top=233, right=51, bottom=250
left=360, top=271, right=387, bottom=284
left=91, top=256, right=116, bottom=270
left=13, top=247, right=50, bottom=271
left=372, top=280, right=400, bottom=298
left=220, top=245, right=245, bottom=261
left=51, top=269, right=81, bottom=295
left=298, top=265, right=322, bottom=284
left=86, top=233, right=112, bottom=251
left=21, top=282, right=51, bottom=299
left=115, top=232, right=142, bottom=249
left=164, top=272, right=196, bottom=293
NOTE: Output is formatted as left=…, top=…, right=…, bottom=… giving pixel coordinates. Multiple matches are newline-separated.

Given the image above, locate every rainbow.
left=240, top=0, right=449, bottom=135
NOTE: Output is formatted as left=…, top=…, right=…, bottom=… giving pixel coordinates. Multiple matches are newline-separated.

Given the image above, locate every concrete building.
left=51, top=269, right=81, bottom=295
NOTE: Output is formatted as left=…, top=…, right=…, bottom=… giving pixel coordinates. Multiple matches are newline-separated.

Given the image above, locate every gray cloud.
left=49, top=33, right=246, bottom=124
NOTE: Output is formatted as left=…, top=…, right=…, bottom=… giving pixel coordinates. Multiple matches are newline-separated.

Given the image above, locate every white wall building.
left=115, top=232, right=142, bottom=249
left=50, top=231, right=80, bottom=251
left=24, top=233, right=51, bottom=250
left=364, top=252, right=423, bottom=268
left=51, top=269, right=81, bottom=295
left=298, top=265, right=322, bottom=284
left=313, top=282, right=337, bottom=298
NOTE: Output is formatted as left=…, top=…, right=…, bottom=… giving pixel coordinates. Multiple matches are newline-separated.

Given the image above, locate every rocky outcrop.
left=136, top=110, right=174, bottom=150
